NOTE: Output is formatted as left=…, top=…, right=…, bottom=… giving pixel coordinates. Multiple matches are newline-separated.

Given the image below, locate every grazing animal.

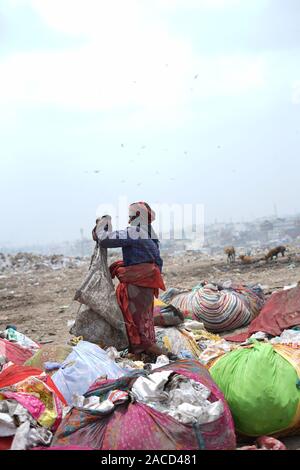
left=265, top=245, right=286, bottom=262
left=239, top=255, right=253, bottom=265
left=224, top=246, right=236, bottom=263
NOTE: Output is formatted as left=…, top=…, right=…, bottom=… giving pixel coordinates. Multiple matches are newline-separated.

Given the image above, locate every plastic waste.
left=51, top=341, right=125, bottom=405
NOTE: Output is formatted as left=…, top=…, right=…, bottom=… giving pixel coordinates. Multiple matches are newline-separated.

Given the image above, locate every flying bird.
left=194, top=74, right=198, bottom=79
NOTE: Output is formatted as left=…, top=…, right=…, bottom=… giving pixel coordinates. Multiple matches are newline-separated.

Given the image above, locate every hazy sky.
left=0, top=0, right=300, bottom=246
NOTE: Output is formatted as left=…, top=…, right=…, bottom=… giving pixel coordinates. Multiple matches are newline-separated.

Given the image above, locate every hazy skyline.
left=1, top=0, right=300, bottom=246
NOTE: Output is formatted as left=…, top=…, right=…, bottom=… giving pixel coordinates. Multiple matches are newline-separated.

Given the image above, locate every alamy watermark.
left=96, top=196, right=204, bottom=245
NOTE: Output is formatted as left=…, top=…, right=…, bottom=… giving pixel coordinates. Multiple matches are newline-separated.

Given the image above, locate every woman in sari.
left=93, top=202, right=173, bottom=358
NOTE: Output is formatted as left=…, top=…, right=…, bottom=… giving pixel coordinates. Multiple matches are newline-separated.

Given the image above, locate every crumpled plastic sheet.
left=271, top=329, right=300, bottom=345
left=11, top=420, right=52, bottom=450
left=151, top=355, right=170, bottom=370
left=198, top=340, right=233, bottom=366
left=131, top=372, right=224, bottom=426
left=72, top=389, right=129, bottom=414
left=51, top=341, right=126, bottom=405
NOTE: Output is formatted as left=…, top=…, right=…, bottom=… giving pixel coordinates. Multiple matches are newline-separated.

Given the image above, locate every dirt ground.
left=1, top=249, right=299, bottom=345
left=1, top=249, right=300, bottom=449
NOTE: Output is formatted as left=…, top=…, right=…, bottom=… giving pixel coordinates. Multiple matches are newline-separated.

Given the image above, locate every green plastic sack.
left=210, top=341, right=300, bottom=436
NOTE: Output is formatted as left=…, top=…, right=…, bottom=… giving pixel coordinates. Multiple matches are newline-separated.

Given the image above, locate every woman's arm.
left=95, top=216, right=132, bottom=248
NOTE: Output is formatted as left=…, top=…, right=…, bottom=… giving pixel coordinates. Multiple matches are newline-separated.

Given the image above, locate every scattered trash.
left=271, top=329, right=300, bottom=345
left=131, top=371, right=224, bottom=425
left=153, top=299, right=184, bottom=327
left=58, top=305, right=69, bottom=313
left=256, top=435, right=287, bottom=450
left=0, top=252, right=85, bottom=274
left=249, top=331, right=268, bottom=341
left=283, top=282, right=298, bottom=290
left=198, top=340, right=234, bottom=366
left=155, top=326, right=202, bottom=359
left=150, top=355, right=170, bottom=370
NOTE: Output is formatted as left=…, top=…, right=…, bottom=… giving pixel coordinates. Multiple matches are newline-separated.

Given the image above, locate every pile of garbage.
left=2, top=248, right=300, bottom=450
left=0, top=253, right=86, bottom=274
left=0, top=328, right=236, bottom=450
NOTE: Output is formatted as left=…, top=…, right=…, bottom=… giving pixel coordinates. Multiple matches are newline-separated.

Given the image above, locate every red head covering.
left=129, top=201, right=155, bottom=224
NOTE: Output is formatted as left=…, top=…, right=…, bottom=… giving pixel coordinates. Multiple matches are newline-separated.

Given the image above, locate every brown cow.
left=224, top=246, right=235, bottom=263
left=239, top=255, right=253, bottom=264
left=265, top=245, right=286, bottom=261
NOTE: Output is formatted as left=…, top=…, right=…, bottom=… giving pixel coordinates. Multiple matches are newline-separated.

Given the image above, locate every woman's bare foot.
left=144, top=344, right=178, bottom=360
left=144, top=344, right=166, bottom=357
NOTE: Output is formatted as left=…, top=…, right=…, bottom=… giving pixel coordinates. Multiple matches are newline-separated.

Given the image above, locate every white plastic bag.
left=51, top=341, right=125, bottom=405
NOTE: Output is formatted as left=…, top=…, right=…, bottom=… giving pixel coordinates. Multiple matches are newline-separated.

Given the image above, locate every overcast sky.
left=0, top=0, right=300, bottom=246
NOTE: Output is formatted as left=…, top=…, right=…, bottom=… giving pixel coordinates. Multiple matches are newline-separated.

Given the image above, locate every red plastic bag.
left=256, top=436, right=287, bottom=450
left=237, top=436, right=286, bottom=450
left=0, top=364, right=43, bottom=388
left=0, top=338, right=33, bottom=365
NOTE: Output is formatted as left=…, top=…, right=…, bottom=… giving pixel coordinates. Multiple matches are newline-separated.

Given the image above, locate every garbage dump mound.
left=0, top=252, right=85, bottom=273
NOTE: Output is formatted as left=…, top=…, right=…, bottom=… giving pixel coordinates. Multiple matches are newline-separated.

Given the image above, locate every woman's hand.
left=92, top=225, right=98, bottom=241
left=93, top=215, right=112, bottom=241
